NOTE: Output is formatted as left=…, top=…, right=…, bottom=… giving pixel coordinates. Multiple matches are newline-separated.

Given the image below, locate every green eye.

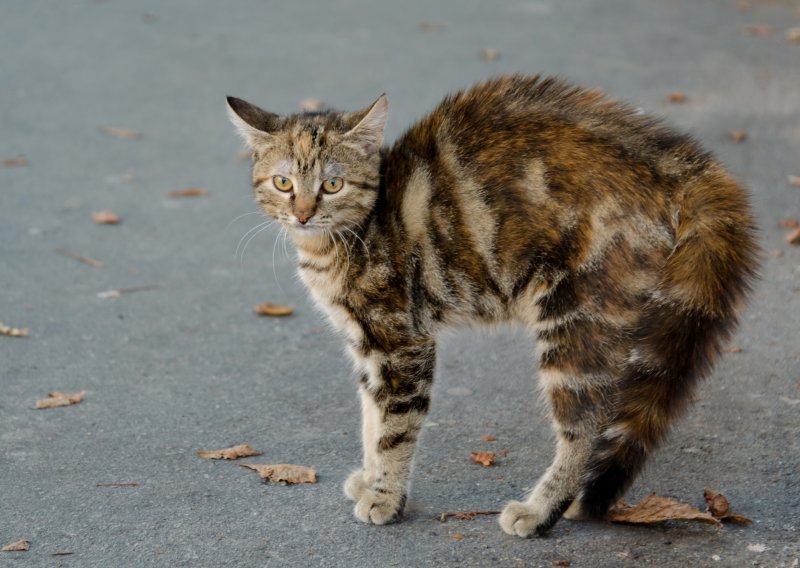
left=321, top=177, right=344, bottom=194
left=272, top=175, right=293, bottom=192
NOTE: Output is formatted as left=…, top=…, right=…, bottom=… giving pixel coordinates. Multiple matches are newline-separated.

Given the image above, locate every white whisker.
left=235, top=220, right=272, bottom=261
left=239, top=222, right=273, bottom=266
left=224, top=210, right=262, bottom=233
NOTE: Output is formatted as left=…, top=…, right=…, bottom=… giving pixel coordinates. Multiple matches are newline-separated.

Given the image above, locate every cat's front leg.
left=344, top=340, right=436, bottom=525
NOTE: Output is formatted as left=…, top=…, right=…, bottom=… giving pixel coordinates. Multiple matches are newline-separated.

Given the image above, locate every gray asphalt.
left=2, top=1, right=799, bottom=566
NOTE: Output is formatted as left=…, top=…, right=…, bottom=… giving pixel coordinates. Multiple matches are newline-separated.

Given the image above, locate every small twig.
left=95, top=482, right=140, bottom=488
left=97, top=285, right=159, bottom=299
left=55, top=248, right=104, bottom=268
left=437, top=510, right=502, bottom=522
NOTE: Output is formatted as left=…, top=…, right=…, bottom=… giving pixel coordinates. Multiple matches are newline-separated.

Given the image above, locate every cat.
left=226, top=75, right=759, bottom=537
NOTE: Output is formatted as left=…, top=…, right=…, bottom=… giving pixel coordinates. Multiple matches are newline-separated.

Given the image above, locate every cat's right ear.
left=226, top=96, right=281, bottom=148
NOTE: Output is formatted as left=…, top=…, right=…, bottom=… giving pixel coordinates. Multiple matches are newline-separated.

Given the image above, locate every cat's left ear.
left=343, top=94, right=388, bottom=154
left=227, top=96, right=282, bottom=148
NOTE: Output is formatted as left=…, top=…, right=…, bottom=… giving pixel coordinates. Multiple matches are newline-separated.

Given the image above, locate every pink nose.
left=295, top=211, right=314, bottom=224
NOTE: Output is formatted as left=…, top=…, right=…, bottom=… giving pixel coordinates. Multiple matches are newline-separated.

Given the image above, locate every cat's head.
left=227, top=95, right=387, bottom=238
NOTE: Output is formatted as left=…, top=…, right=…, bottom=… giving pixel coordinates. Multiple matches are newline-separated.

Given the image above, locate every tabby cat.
left=227, top=75, right=758, bottom=537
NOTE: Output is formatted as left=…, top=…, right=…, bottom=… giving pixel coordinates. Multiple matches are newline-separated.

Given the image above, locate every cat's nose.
left=295, top=211, right=314, bottom=224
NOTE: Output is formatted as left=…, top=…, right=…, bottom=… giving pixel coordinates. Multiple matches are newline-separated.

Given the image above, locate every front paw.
left=343, top=470, right=405, bottom=525
left=500, top=500, right=556, bottom=538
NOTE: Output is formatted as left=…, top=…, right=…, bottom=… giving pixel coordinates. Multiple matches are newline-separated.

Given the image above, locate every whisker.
left=239, top=222, right=273, bottom=267
left=224, top=210, right=263, bottom=233
left=235, top=220, right=272, bottom=261
left=272, top=226, right=286, bottom=293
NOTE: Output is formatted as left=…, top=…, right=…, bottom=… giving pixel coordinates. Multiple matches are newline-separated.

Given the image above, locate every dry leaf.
left=703, top=488, right=752, bottom=525
left=100, top=126, right=142, bottom=139
left=728, top=130, right=747, bottom=143
left=96, top=481, right=140, bottom=488
left=779, top=218, right=800, bottom=229
left=35, top=391, right=86, bottom=410
left=667, top=92, right=687, bottom=103
left=787, top=227, right=800, bottom=245
left=608, top=493, right=721, bottom=526
left=786, top=27, right=800, bottom=43
left=49, top=551, right=74, bottom=556
left=56, top=248, right=104, bottom=268
left=196, top=444, right=262, bottom=460
left=1, top=539, right=29, bottom=552
left=299, top=98, right=326, bottom=112
left=254, top=302, right=294, bottom=317
left=722, top=346, right=743, bottom=353
left=0, top=321, right=29, bottom=337
left=240, top=463, right=317, bottom=484
left=445, top=533, right=465, bottom=541
left=91, top=210, right=120, bottom=225
left=470, top=451, right=496, bottom=467
left=788, top=175, right=800, bottom=187
left=552, top=561, right=571, bottom=567
left=169, top=187, right=209, bottom=198
left=481, top=435, right=497, bottom=442
left=419, top=21, right=445, bottom=32
left=479, top=48, right=500, bottom=61
left=743, top=24, right=774, bottom=37
left=3, top=156, right=28, bottom=167
left=438, top=510, right=500, bottom=522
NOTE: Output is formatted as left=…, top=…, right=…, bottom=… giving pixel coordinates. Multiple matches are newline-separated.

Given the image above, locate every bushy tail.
left=578, top=166, right=760, bottom=519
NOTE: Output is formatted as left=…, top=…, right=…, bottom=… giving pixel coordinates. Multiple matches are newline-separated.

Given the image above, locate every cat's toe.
left=344, top=470, right=369, bottom=501
left=352, top=488, right=405, bottom=525
left=499, top=500, right=554, bottom=538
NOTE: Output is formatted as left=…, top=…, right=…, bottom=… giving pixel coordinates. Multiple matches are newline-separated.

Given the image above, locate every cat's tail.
left=577, top=164, right=759, bottom=520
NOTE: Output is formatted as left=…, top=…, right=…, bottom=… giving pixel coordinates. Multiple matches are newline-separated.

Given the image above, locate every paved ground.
left=2, top=1, right=799, bottom=566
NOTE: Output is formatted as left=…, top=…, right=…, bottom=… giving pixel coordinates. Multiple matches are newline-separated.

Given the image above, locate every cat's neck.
left=292, top=223, right=372, bottom=285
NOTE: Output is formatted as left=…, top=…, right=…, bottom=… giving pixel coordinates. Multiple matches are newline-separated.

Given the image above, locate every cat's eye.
left=321, top=177, right=344, bottom=194
left=272, top=175, right=293, bottom=192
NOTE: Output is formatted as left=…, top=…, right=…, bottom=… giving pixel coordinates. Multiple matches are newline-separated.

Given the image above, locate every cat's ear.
left=226, top=96, right=281, bottom=147
left=343, top=94, right=388, bottom=154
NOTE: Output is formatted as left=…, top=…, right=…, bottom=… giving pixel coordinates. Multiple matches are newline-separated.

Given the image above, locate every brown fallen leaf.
left=786, top=27, right=800, bottom=43
left=196, top=444, right=262, bottom=460
left=254, top=302, right=294, bottom=317
left=96, top=481, right=140, bottom=488
left=779, top=218, right=800, bottom=229
left=445, top=533, right=465, bottom=541
left=704, top=488, right=752, bottom=525
left=299, top=98, right=326, bottom=112
left=743, top=24, right=774, bottom=37
left=437, top=510, right=501, bottom=522
left=91, top=210, right=121, bottom=225
left=3, top=156, right=28, bottom=167
left=479, top=48, right=500, bottom=61
left=788, top=175, right=800, bottom=187
left=240, top=463, right=317, bottom=484
left=55, top=248, right=104, bottom=268
left=419, top=21, right=446, bottom=33
left=481, top=435, right=497, bottom=442
left=470, top=451, right=496, bottom=467
left=722, top=346, right=743, bottom=353
left=169, top=187, right=209, bottom=198
left=0, top=321, right=29, bottom=337
left=49, top=551, right=74, bottom=556
left=100, top=126, right=142, bottom=139
left=667, top=92, right=687, bottom=104
left=608, top=493, right=721, bottom=526
left=35, top=390, right=87, bottom=410
left=1, top=539, right=29, bottom=552
left=552, top=561, right=571, bottom=567
left=728, top=130, right=747, bottom=143
left=785, top=227, right=800, bottom=245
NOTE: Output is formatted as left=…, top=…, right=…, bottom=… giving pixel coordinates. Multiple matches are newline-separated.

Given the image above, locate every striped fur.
left=227, top=75, right=759, bottom=537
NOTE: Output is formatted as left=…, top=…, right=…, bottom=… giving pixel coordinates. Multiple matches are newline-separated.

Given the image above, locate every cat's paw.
left=343, top=469, right=370, bottom=501
left=562, top=499, right=586, bottom=521
left=499, top=500, right=556, bottom=538
left=343, top=470, right=405, bottom=525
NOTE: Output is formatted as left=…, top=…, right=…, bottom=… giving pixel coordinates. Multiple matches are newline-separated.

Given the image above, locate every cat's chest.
left=297, top=261, right=363, bottom=343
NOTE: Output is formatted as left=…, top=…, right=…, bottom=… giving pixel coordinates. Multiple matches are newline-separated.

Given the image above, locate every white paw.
left=499, top=500, right=551, bottom=538
left=562, top=499, right=586, bottom=521
left=344, top=470, right=369, bottom=501
left=343, top=470, right=404, bottom=525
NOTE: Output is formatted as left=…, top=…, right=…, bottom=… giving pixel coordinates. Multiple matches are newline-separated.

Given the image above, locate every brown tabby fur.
left=227, top=75, right=759, bottom=537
